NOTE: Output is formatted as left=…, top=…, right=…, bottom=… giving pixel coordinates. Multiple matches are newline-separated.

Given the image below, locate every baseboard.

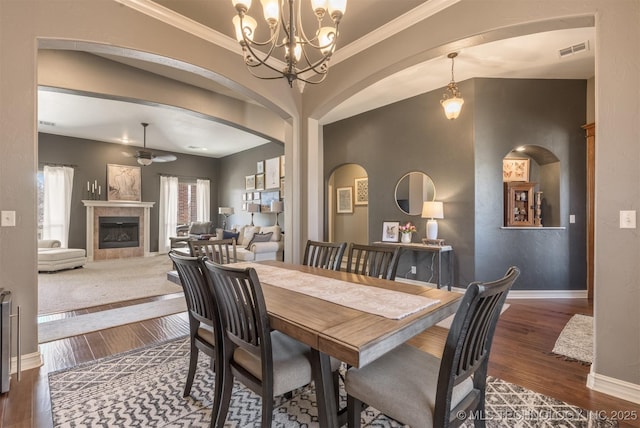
left=587, top=370, right=640, bottom=405
left=11, top=350, right=43, bottom=374
left=395, top=277, right=587, bottom=298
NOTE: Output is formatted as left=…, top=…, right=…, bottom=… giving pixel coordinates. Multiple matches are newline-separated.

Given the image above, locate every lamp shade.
left=218, top=207, right=234, bottom=215
left=421, top=201, right=444, bottom=219
left=441, top=96, right=464, bottom=120
left=270, top=200, right=284, bottom=213
left=247, top=203, right=260, bottom=213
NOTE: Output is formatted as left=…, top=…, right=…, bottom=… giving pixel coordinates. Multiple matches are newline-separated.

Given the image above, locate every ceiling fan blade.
left=152, top=154, right=177, bottom=163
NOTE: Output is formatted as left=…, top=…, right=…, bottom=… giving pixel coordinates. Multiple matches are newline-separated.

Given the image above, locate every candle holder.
left=86, top=180, right=102, bottom=200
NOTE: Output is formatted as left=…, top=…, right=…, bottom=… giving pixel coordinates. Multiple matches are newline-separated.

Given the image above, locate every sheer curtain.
left=196, top=179, right=210, bottom=222
left=43, top=165, right=74, bottom=247
left=158, top=175, right=178, bottom=253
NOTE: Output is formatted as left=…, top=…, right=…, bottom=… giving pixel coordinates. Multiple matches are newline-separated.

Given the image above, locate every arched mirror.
left=394, top=172, right=436, bottom=215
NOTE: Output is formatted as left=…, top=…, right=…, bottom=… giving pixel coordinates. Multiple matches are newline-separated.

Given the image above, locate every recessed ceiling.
left=37, top=1, right=595, bottom=157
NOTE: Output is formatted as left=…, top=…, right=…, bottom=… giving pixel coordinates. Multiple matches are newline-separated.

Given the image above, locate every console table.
left=374, top=241, right=454, bottom=290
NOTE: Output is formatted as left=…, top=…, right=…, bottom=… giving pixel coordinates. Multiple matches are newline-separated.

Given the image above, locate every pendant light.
left=441, top=52, right=464, bottom=120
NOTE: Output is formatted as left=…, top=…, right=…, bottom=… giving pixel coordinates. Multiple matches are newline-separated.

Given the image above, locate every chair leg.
left=346, top=395, right=362, bottom=428
left=262, top=395, right=274, bottom=427
left=183, top=342, right=198, bottom=397
left=212, top=362, right=234, bottom=428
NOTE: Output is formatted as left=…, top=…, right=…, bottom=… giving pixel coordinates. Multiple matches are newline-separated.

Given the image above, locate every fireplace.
left=98, top=216, right=140, bottom=249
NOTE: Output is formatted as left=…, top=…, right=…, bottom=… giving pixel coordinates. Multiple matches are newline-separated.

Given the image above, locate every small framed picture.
left=336, top=187, right=353, bottom=214
left=265, top=157, right=280, bottom=189
left=242, top=193, right=247, bottom=201
left=354, top=177, right=368, bottom=205
left=256, top=173, right=265, bottom=190
left=242, top=203, right=247, bottom=211
left=382, top=221, right=400, bottom=242
left=253, top=191, right=261, bottom=200
left=245, top=174, right=256, bottom=190
left=503, top=158, right=530, bottom=182
left=257, top=160, right=264, bottom=174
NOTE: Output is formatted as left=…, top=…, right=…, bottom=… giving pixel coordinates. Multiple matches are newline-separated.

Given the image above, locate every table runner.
left=234, top=262, right=439, bottom=320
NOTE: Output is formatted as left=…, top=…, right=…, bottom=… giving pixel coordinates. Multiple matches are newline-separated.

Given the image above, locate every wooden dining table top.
left=250, top=261, right=461, bottom=368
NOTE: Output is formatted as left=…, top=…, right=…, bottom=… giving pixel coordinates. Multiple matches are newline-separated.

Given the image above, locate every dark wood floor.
left=1, top=297, right=639, bottom=427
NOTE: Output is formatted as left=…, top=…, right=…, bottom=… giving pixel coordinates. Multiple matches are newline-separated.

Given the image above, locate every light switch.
left=1, top=211, right=16, bottom=227
left=620, top=210, right=636, bottom=229
left=569, top=215, right=575, bottom=224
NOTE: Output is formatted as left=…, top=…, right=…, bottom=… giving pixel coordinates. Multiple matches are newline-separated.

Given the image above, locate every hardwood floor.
left=1, top=297, right=639, bottom=427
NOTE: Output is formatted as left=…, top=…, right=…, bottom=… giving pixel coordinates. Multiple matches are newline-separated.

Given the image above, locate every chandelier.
left=231, top=0, right=347, bottom=87
left=441, top=52, right=464, bottom=120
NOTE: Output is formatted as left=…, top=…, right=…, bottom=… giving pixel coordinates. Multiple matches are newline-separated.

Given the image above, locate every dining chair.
left=188, top=238, right=237, bottom=264
left=345, top=243, right=401, bottom=280
left=168, top=251, right=222, bottom=399
left=203, top=261, right=341, bottom=427
left=302, top=239, right=347, bottom=271
left=345, top=266, right=520, bottom=428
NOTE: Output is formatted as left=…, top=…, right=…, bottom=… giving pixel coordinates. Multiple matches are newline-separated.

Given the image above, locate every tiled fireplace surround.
left=82, top=200, right=155, bottom=261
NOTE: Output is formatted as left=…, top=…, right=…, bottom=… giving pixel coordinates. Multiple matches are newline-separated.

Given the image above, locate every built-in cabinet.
left=504, top=182, right=536, bottom=227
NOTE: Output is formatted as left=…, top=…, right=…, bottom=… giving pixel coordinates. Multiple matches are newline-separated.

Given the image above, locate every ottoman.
left=38, top=248, right=87, bottom=272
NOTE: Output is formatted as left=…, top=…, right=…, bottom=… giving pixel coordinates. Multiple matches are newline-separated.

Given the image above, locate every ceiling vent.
left=38, top=120, right=56, bottom=127
left=558, top=41, right=589, bottom=58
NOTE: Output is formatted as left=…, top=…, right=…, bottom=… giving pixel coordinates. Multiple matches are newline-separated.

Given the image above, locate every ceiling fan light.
left=137, top=157, right=153, bottom=166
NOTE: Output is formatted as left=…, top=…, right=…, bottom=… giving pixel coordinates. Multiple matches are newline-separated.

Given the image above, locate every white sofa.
left=219, top=225, right=284, bottom=262
left=38, top=240, right=87, bottom=272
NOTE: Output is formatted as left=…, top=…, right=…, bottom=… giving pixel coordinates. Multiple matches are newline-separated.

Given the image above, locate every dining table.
left=167, top=260, right=461, bottom=427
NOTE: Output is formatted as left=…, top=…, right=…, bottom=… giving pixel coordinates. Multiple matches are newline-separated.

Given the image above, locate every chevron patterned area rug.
left=48, top=338, right=616, bottom=428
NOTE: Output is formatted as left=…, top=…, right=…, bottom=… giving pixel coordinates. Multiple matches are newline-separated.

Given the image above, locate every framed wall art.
left=503, top=158, right=530, bottom=182
left=245, top=174, right=256, bottom=190
left=336, top=187, right=353, bottom=213
left=265, top=156, right=280, bottom=189
left=354, top=177, right=368, bottom=205
left=107, top=164, right=141, bottom=202
left=256, top=160, right=265, bottom=174
left=382, top=221, right=400, bottom=242
left=255, top=173, right=265, bottom=190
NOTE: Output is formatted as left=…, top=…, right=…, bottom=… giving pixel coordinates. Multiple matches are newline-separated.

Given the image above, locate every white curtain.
left=196, top=179, right=210, bottom=222
left=158, top=175, right=178, bottom=254
left=43, top=165, right=74, bottom=247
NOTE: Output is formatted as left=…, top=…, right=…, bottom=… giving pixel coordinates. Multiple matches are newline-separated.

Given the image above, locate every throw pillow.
left=245, top=232, right=273, bottom=250
left=259, top=225, right=281, bottom=241
left=222, top=230, right=240, bottom=241
left=242, top=226, right=260, bottom=246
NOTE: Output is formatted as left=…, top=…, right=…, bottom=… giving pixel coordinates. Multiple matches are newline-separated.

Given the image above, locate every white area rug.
left=552, top=314, right=593, bottom=364
left=49, top=338, right=617, bottom=427
left=38, top=297, right=187, bottom=343
left=38, top=255, right=181, bottom=314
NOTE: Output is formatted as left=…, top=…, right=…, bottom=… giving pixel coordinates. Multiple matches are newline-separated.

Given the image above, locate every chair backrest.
left=168, top=251, right=218, bottom=328
left=204, top=261, right=273, bottom=385
left=346, top=243, right=401, bottom=280
left=435, top=266, right=520, bottom=427
left=189, top=238, right=237, bottom=264
left=302, top=240, right=347, bottom=271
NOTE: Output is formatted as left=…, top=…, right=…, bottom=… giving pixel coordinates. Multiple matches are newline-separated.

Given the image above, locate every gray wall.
left=325, top=78, right=587, bottom=290
left=329, top=164, right=368, bottom=245
left=218, top=142, right=284, bottom=230
left=38, top=133, right=219, bottom=252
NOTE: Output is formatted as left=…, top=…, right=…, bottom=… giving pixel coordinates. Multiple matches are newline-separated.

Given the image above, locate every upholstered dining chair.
left=345, top=266, right=520, bottom=428
left=345, top=243, right=401, bottom=280
left=168, top=251, right=221, bottom=399
left=302, top=239, right=347, bottom=271
left=203, top=261, right=341, bottom=427
left=188, top=238, right=237, bottom=264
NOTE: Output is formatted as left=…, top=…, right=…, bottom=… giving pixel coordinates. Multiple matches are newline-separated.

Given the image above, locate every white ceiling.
left=37, top=1, right=595, bottom=158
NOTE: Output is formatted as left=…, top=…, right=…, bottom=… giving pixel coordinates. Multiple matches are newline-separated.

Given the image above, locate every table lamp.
left=270, top=200, right=284, bottom=226
left=247, top=203, right=260, bottom=225
left=218, top=207, right=234, bottom=230
left=421, top=201, right=444, bottom=240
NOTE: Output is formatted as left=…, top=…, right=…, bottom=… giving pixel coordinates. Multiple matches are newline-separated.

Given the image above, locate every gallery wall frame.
left=354, top=177, right=368, bottom=205
left=245, top=174, right=256, bottom=190
left=107, top=164, right=141, bottom=202
left=256, top=173, right=265, bottom=190
left=336, top=187, right=353, bottom=213
left=265, top=156, right=280, bottom=189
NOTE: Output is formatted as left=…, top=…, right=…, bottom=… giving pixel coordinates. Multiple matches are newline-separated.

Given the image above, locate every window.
left=177, top=180, right=198, bottom=225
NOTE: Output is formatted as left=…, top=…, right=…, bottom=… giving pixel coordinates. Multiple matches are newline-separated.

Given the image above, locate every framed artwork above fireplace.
left=107, top=164, right=141, bottom=202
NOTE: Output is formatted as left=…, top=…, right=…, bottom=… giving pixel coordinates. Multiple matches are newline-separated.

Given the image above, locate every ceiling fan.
left=124, top=122, right=177, bottom=166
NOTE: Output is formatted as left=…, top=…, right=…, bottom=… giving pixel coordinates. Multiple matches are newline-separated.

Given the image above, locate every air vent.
left=38, top=120, right=56, bottom=127
left=558, top=41, right=590, bottom=58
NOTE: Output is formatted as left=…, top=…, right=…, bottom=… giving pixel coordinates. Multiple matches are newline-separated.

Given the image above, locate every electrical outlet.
left=410, top=266, right=417, bottom=274
left=1, top=211, right=16, bottom=227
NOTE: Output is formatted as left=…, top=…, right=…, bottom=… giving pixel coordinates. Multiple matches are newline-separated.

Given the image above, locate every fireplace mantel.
left=82, top=200, right=155, bottom=261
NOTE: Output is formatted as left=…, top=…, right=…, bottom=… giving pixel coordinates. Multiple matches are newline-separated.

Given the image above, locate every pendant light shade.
left=441, top=52, right=464, bottom=120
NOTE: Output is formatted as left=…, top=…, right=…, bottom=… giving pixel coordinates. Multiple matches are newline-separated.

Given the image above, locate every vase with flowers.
left=398, top=222, right=417, bottom=243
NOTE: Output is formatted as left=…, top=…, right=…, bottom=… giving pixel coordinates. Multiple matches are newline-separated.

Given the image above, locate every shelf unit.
left=504, top=182, right=537, bottom=227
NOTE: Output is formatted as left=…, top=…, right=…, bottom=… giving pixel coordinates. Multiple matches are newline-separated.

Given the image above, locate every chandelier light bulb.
left=260, top=0, right=279, bottom=24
